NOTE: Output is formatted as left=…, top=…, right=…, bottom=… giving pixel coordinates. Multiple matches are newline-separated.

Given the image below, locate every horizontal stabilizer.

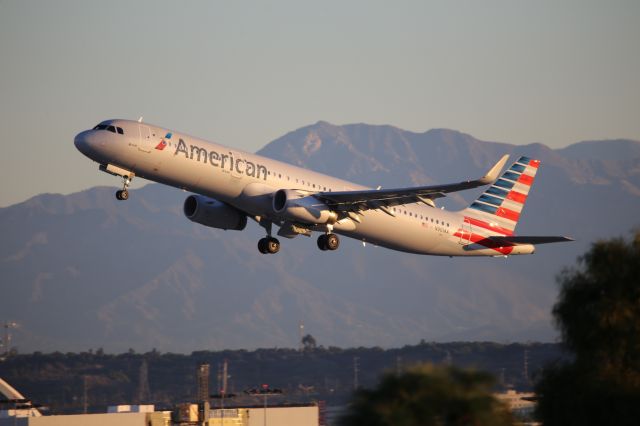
left=487, top=235, right=574, bottom=245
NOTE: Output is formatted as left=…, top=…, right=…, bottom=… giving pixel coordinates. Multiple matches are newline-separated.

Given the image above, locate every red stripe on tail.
left=496, top=207, right=520, bottom=222
left=465, top=217, right=514, bottom=236
left=518, top=174, right=534, bottom=186
left=506, top=190, right=527, bottom=204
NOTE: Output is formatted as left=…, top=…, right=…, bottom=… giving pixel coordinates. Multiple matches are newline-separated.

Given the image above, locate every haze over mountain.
left=1, top=122, right=639, bottom=353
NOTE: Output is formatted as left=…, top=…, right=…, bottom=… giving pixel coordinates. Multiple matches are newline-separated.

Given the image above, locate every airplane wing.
left=315, top=155, right=509, bottom=214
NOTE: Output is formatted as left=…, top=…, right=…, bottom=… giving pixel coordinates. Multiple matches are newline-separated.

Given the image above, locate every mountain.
left=1, top=122, right=639, bottom=353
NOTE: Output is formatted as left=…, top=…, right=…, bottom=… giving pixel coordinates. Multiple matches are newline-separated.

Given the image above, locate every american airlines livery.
left=74, top=119, right=572, bottom=256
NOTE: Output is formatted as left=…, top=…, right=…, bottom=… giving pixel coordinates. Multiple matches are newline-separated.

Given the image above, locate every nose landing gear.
left=115, top=175, right=132, bottom=201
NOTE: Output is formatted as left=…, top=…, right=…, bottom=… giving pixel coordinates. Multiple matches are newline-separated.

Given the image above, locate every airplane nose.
left=73, top=130, right=97, bottom=161
left=74, top=130, right=93, bottom=157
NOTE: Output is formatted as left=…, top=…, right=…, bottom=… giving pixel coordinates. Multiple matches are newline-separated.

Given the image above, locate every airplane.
left=74, top=119, right=572, bottom=256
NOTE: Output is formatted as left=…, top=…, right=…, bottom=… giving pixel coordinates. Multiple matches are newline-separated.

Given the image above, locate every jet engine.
left=272, top=189, right=337, bottom=224
left=183, top=195, right=247, bottom=230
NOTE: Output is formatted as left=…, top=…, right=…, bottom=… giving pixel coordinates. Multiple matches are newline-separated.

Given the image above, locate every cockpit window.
left=93, top=124, right=124, bottom=135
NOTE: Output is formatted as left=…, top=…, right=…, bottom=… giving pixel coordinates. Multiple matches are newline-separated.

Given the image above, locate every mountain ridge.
left=2, top=122, right=639, bottom=352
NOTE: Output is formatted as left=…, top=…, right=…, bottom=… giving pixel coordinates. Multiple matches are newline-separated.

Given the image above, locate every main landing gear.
left=258, top=237, right=281, bottom=254
left=317, top=233, right=340, bottom=251
left=255, top=218, right=340, bottom=254
left=115, top=175, right=132, bottom=201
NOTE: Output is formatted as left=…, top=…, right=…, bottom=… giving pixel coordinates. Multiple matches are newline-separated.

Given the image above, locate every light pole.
left=244, top=385, right=283, bottom=426
left=2, top=322, right=18, bottom=359
left=210, top=390, right=236, bottom=425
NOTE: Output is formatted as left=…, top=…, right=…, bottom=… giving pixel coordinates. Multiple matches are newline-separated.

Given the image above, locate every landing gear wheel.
left=317, top=233, right=339, bottom=251
left=317, top=234, right=328, bottom=251
left=258, top=237, right=280, bottom=254
left=115, top=175, right=133, bottom=201
left=258, top=238, right=269, bottom=254
left=325, top=233, right=340, bottom=251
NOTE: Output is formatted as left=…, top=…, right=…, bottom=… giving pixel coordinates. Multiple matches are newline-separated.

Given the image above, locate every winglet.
left=479, top=154, right=509, bottom=184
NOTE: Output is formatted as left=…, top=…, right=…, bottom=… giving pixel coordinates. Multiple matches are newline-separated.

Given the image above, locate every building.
left=0, top=412, right=170, bottom=426
left=495, top=389, right=536, bottom=417
left=208, top=405, right=319, bottom=426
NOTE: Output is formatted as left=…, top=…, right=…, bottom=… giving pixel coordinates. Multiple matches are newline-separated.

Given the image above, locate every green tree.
left=339, top=364, right=513, bottom=426
left=536, top=232, right=640, bottom=425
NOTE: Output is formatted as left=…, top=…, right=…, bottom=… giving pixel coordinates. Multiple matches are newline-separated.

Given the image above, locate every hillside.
left=1, top=122, right=639, bottom=352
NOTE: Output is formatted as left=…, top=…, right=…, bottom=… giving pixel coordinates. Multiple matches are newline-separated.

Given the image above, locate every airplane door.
left=459, top=218, right=472, bottom=245
left=139, top=125, right=153, bottom=150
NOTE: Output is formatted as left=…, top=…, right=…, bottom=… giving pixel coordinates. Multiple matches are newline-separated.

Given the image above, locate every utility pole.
left=298, top=321, right=304, bottom=351
left=395, top=356, right=403, bottom=376
left=137, top=358, right=150, bottom=403
left=523, top=349, right=528, bottom=380
left=211, top=360, right=235, bottom=426
left=353, top=357, right=359, bottom=390
left=83, top=375, right=89, bottom=414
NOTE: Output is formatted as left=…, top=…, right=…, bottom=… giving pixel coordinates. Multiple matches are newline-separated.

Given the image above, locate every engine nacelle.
left=272, top=189, right=337, bottom=224
left=183, top=195, right=247, bottom=231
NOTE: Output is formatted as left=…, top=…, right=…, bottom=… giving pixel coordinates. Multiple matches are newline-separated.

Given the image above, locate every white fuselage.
left=74, top=119, right=532, bottom=256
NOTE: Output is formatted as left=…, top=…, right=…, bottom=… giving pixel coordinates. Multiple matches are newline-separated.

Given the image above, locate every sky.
left=0, top=0, right=639, bottom=207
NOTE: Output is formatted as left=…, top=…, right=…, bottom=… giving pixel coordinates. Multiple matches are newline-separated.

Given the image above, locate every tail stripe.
left=517, top=173, right=534, bottom=186
left=496, top=207, right=520, bottom=222
left=502, top=171, right=521, bottom=181
left=506, top=190, right=527, bottom=204
left=486, top=186, right=509, bottom=198
left=494, top=179, right=515, bottom=190
left=470, top=202, right=498, bottom=215
left=510, top=163, right=527, bottom=173
left=500, top=198, right=524, bottom=213
left=465, top=217, right=514, bottom=236
left=478, top=194, right=504, bottom=206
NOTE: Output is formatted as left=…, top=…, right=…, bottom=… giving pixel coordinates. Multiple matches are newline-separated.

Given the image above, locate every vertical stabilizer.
left=463, top=156, right=540, bottom=235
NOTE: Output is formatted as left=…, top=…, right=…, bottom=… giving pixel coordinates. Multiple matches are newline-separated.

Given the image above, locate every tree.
left=339, top=364, right=513, bottom=426
left=536, top=232, right=640, bottom=425
left=301, top=334, right=317, bottom=351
